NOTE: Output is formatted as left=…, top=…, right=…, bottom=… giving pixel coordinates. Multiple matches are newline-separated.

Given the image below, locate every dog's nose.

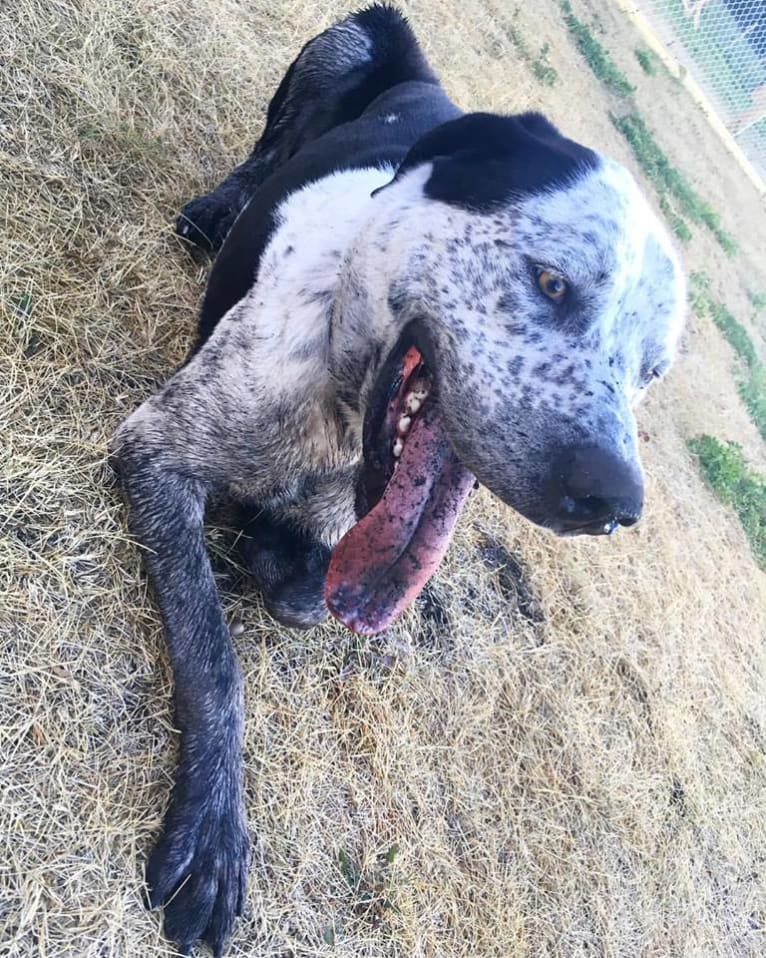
left=554, top=444, right=643, bottom=534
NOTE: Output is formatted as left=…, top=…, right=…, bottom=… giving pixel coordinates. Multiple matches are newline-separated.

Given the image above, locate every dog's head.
left=327, top=112, right=685, bottom=632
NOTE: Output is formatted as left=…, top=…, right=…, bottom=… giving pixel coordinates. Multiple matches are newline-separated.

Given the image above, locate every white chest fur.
left=230, top=165, right=396, bottom=376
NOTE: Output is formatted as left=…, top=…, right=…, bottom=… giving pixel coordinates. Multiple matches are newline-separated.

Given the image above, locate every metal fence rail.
left=632, top=0, right=766, bottom=177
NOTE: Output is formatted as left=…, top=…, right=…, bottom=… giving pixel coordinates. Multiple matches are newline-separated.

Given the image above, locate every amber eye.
left=537, top=268, right=568, bottom=302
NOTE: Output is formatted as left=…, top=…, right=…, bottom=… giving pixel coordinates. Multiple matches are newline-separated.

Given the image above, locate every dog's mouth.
left=325, top=333, right=475, bottom=634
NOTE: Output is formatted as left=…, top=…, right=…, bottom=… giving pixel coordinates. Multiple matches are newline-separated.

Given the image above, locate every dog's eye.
left=537, top=268, right=568, bottom=302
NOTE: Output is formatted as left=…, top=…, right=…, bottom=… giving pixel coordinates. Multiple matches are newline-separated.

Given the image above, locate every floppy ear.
left=387, top=111, right=598, bottom=211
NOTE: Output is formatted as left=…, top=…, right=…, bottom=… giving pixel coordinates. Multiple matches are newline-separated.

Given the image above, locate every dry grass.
left=2, top=1, right=766, bottom=956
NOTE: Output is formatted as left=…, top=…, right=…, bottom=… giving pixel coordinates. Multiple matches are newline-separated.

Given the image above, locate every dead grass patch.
left=2, top=1, right=766, bottom=956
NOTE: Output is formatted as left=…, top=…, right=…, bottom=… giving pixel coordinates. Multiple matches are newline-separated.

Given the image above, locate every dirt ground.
left=2, top=0, right=766, bottom=956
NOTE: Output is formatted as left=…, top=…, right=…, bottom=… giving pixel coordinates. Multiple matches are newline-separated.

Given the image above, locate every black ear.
left=393, top=111, right=598, bottom=211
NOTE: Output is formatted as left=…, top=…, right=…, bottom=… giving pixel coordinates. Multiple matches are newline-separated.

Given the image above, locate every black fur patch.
left=396, top=111, right=599, bottom=213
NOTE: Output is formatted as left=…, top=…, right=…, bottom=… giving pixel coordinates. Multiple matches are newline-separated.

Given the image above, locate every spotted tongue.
left=325, top=401, right=475, bottom=634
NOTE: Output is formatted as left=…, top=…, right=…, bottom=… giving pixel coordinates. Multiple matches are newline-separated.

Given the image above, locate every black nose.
left=554, top=444, right=643, bottom=534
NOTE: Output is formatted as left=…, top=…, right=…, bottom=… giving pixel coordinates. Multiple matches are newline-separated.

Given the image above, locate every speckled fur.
left=331, top=157, right=685, bottom=528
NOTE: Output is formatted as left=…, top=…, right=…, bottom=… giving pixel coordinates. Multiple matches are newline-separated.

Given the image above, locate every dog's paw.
left=266, top=575, right=329, bottom=629
left=147, top=794, right=249, bottom=957
left=175, top=193, right=237, bottom=256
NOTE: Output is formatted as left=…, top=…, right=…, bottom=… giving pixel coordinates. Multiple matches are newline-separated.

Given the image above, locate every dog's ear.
left=384, top=112, right=598, bottom=210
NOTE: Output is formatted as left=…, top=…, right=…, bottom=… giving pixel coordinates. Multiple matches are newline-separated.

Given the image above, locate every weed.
left=613, top=113, right=738, bottom=255
left=503, top=21, right=558, bottom=86
left=688, top=272, right=759, bottom=368
left=689, top=273, right=766, bottom=439
left=740, top=366, right=766, bottom=441
left=560, top=1, right=635, bottom=96
left=531, top=43, right=559, bottom=87
left=10, top=292, right=33, bottom=319
left=503, top=21, right=527, bottom=57
left=688, top=436, right=766, bottom=568
left=717, top=231, right=739, bottom=257
left=710, top=301, right=759, bottom=368
left=659, top=195, right=692, bottom=243
left=635, top=47, right=657, bottom=76
left=336, top=845, right=401, bottom=924
left=748, top=289, right=766, bottom=313
left=688, top=270, right=712, bottom=314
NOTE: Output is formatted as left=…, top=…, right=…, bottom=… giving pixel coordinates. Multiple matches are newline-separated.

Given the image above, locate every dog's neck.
left=215, top=164, right=437, bottom=477
left=330, top=165, right=434, bottom=422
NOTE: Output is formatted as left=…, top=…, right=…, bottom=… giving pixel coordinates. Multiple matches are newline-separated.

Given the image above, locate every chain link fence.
left=630, top=0, right=766, bottom=177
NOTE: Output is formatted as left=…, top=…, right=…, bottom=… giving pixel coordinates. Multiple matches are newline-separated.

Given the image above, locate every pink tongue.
left=325, top=402, right=475, bottom=634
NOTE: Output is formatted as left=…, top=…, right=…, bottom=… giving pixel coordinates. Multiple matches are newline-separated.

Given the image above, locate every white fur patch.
left=212, top=165, right=396, bottom=392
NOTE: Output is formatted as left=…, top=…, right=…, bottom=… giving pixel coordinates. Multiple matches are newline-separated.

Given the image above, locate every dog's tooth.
left=405, top=394, right=422, bottom=414
left=398, top=415, right=411, bottom=434
left=393, top=437, right=404, bottom=458
left=409, top=378, right=430, bottom=400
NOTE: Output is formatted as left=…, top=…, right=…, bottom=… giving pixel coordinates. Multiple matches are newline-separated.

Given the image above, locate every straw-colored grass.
left=2, top=1, right=766, bottom=956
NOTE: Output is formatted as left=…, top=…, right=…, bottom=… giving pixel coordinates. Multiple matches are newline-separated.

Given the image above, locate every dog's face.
left=326, top=113, right=685, bottom=632
left=402, top=151, right=684, bottom=533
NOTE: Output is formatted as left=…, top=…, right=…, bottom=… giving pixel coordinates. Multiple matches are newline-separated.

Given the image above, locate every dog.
left=112, top=5, right=685, bottom=954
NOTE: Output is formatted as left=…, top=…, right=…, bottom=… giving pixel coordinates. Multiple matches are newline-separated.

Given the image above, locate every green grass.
left=740, top=366, right=766, bottom=443
left=560, top=1, right=635, bottom=96
left=748, top=289, right=766, bottom=313
left=531, top=42, right=558, bottom=87
left=659, top=195, right=692, bottom=243
left=688, top=436, right=766, bottom=568
left=612, top=113, right=738, bottom=255
left=688, top=270, right=713, bottom=316
left=634, top=47, right=657, bottom=76
left=503, top=20, right=558, bottom=87
left=709, top=300, right=759, bottom=369
left=689, top=273, right=766, bottom=441
left=335, top=845, right=401, bottom=925
left=689, top=273, right=758, bottom=368
left=10, top=291, right=33, bottom=320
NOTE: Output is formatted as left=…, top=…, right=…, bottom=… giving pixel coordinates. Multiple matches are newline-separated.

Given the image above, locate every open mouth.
left=325, top=334, right=476, bottom=634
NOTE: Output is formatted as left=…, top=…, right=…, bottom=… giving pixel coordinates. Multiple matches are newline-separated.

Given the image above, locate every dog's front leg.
left=118, top=456, right=248, bottom=956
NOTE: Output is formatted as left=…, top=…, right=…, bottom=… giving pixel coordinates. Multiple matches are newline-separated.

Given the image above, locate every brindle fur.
left=112, top=6, right=685, bottom=954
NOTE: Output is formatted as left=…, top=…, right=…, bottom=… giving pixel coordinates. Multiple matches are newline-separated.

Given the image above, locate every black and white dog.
left=113, top=5, right=685, bottom=954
